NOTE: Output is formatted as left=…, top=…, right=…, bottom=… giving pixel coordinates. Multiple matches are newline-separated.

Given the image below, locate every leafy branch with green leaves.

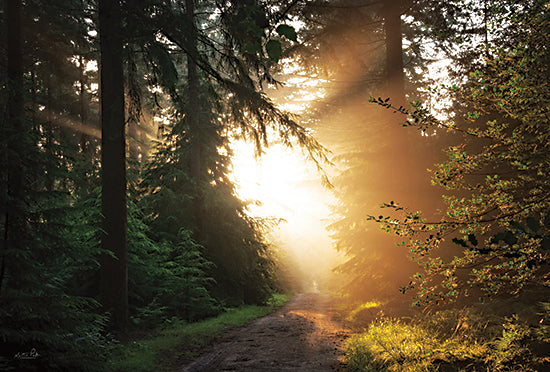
left=368, top=1, right=550, bottom=305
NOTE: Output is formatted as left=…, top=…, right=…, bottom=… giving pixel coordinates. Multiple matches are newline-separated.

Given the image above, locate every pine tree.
left=1, top=1, right=109, bottom=369
left=131, top=0, right=328, bottom=305
left=283, top=0, right=444, bottom=302
left=98, top=0, right=128, bottom=330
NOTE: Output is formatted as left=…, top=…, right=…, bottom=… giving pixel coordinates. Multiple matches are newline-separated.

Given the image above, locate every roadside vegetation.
left=110, top=293, right=290, bottom=372
left=341, top=293, right=550, bottom=371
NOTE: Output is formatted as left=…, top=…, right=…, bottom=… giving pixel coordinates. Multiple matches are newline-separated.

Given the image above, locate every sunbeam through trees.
left=1, top=0, right=550, bottom=371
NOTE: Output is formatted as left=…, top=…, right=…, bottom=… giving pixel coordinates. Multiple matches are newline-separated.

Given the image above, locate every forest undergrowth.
left=341, top=290, right=550, bottom=372
left=109, top=293, right=290, bottom=372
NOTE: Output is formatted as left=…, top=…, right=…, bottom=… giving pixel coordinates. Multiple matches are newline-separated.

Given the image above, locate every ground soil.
left=178, top=292, right=350, bottom=372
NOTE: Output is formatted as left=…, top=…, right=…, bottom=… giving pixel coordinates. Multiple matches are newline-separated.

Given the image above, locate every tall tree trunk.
left=381, top=0, right=416, bottom=198
left=381, top=0, right=437, bottom=214
left=78, top=55, right=92, bottom=194
left=1, top=0, right=24, bottom=296
left=383, top=0, right=405, bottom=106
left=79, top=55, right=90, bottom=155
left=127, top=121, right=140, bottom=161
left=46, top=77, right=55, bottom=191
left=127, top=47, right=141, bottom=162
left=31, top=69, right=37, bottom=131
left=98, top=0, right=128, bottom=330
left=186, top=0, right=203, bottom=238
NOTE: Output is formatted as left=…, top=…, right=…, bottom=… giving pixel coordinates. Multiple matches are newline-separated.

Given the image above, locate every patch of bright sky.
left=274, top=60, right=328, bottom=114
left=86, top=59, right=98, bottom=72
left=230, top=135, right=342, bottom=286
left=230, top=136, right=321, bottom=220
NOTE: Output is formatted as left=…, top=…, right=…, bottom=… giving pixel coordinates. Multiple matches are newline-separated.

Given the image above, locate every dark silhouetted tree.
left=98, top=0, right=128, bottom=330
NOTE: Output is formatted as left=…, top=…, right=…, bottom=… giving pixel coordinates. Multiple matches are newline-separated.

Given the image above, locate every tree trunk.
left=79, top=55, right=90, bottom=155
left=78, top=54, right=93, bottom=194
left=1, top=0, right=24, bottom=296
left=127, top=48, right=141, bottom=162
left=186, top=0, right=203, bottom=238
left=381, top=0, right=417, bottom=198
left=383, top=0, right=405, bottom=106
left=46, top=77, right=55, bottom=191
left=98, top=0, right=128, bottom=330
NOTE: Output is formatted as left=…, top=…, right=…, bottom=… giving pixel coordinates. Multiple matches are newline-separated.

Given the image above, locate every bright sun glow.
left=230, top=66, right=329, bottom=222
left=230, top=139, right=319, bottom=220
left=229, top=69, right=344, bottom=289
left=230, top=137, right=342, bottom=288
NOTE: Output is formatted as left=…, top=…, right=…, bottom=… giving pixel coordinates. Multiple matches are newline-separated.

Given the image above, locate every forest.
left=1, top=0, right=550, bottom=371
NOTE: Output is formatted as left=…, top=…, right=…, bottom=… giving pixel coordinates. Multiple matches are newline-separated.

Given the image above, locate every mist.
left=231, top=136, right=345, bottom=293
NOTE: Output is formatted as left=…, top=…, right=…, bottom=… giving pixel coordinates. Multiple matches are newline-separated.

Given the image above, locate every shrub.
left=344, top=304, right=550, bottom=371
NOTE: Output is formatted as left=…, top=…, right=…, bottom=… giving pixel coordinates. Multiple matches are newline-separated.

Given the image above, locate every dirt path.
left=179, top=293, right=350, bottom=372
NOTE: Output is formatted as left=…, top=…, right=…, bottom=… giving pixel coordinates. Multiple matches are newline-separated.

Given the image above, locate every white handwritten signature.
left=14, top=348, right=40, bottom=360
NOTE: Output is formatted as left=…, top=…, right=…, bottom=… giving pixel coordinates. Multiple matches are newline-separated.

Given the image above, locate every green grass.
left=343, top=302, right=550, bottom=372
left=345, top=318, right=439, bottom=372
left=345, top=300, right=384, bottom=324
left=109, top=293, right=290, bottom=372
